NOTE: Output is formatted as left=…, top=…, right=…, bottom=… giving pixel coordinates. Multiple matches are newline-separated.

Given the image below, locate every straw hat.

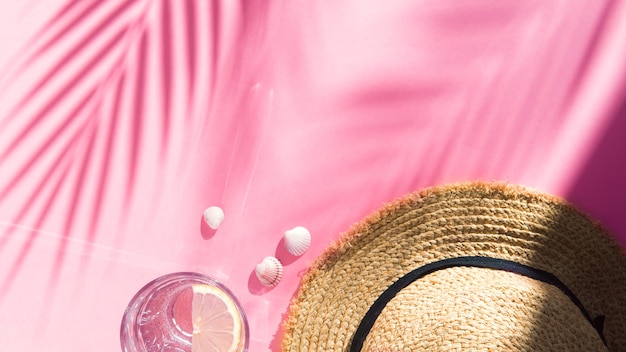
left=282, top=182, right=626, bottom=351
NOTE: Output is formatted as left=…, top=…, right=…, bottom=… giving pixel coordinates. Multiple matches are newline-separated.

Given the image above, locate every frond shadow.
left=0, top=0, right=221, bottom=301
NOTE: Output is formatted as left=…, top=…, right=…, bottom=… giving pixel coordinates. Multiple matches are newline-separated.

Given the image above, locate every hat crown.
left=359, top=266, right=607, bottom=351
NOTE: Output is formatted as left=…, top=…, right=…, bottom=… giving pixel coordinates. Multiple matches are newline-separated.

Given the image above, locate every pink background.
left=1, top=1, right=625, bottom=351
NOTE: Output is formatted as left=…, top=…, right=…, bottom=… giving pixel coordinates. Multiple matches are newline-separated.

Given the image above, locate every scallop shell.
left=284, top=226, right=311, bottom=256
left=203, top=206, right=224, bottom=230
left=255, top=256, right=283, bottom=287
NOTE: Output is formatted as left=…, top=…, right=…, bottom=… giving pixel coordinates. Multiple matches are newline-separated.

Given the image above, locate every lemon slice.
left=191, top=284, right=243, bottom=352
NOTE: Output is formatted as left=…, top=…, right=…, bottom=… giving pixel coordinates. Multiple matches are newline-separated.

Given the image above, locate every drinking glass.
left=121, top=272, right=249, bottom=352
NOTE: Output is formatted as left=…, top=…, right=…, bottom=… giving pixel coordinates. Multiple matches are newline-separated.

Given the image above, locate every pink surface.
left=1, top=1, right=626, bottom=351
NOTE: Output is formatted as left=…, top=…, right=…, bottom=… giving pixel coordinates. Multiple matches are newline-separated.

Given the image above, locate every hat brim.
left=282, top=182, right=626, bottom=351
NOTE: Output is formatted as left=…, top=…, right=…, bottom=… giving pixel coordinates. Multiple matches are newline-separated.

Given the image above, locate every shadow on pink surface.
left=567, top=93, right=626, bottom=249
left=0, top=0, right=253, bottom=303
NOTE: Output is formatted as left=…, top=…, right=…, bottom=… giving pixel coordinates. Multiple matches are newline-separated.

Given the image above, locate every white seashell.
left=284, top=226, right=311, bottom=256
left=203, top=206, right=224, bottom=230
left=255, top=256, right=283, bottom=287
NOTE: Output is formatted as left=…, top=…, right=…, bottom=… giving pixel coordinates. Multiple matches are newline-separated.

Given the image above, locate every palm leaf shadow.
left=0, top=0, right=218, bottom=299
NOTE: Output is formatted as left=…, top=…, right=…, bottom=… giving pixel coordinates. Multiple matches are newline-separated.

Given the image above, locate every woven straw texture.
left=362, top=267, right=606, bottom=351
left=281, top=182, right=626, bottom=351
